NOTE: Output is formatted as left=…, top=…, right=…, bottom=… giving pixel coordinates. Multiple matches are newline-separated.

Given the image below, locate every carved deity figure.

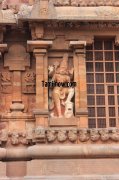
left=48, top=53, right=75, bottom=118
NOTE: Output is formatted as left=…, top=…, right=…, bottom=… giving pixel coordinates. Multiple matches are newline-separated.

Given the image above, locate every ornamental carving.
left=68, top=129, right=77, bottom=142
left=1, top=128, right=119, bottom=146
left=0, top=129, right=8, bottom=145
left=23, top=72, right=36, bottom=94
left=57, top=130, right=67, bottom=142
left=9, top=131, right=19, bottom=145
left=33, top=126, right=46, bottom=143
left=110, top=129, right=119, bottom=141
left=48, top=53, right=75, bottom=118
left=1, top=72, right=12, bottom=94
left=1, top=0, right=33, bottom=20
left=53, top=0, right=119, bottom=6
left=30, top=23, right=44, bottom=40
left=99, top=129, right=110, bottom=141
left=90, top=129, right=100, bottom=142
left=47, top=130, right=56, bottom=142
left=79, top=129, right=89, bottom=142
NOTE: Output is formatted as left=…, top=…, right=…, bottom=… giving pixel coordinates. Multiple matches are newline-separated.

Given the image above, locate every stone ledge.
left=24, top=175, right=119, bottom=180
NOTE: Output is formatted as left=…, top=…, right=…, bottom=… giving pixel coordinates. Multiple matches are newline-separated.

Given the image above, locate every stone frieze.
left=54, top=0, right=119, bottom=6
left=1, top=127, right=119, bottom=146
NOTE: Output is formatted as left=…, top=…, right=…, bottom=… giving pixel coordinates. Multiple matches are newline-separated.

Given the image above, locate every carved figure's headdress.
left=59, top=53, right=68, bottom=70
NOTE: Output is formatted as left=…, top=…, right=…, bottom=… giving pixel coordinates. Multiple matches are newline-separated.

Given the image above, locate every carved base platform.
left=49, top=118, right=77, bottom=127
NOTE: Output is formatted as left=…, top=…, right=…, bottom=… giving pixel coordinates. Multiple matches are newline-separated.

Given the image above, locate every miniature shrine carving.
left=48, top=53, right=75, bottom=118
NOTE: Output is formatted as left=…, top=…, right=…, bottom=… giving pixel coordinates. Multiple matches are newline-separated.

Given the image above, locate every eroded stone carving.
left=10, top=131, right=19, bottom=145
left=0, top=129, right=8, bottom=145
left=68, top=129, right=77, bottom=142
left=110, top=129, right=119, bottom=141
left=57, top=130, right=67, bottom=142
left=34, top=126, right=46, bottom=143
left=1, top=72, right=12, bottom=94
left=47, top=130, right=56, bottom=142
left=23, top=72, right=36, bottom=94
left=0, top=128, right=119, bottom=145
left=79, top=129, right=89, bottom=142
left=48, top=53, right=74, bottom=118
left=99, top=129, right=109, bottom=141
left=30, top=23, right=44, bottom=40
left=1, top=0, right=33, bottom=20
left=54, top=0, right=119, bottom=6
left=90, top=129, right=100, bottom=142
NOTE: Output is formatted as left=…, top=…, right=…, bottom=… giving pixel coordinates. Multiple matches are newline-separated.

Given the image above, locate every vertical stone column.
left=27, top=41, right=52, bottom=127
left=34, top=49, right=47, bottom=111
left=70, top=41, right=88, bottom=128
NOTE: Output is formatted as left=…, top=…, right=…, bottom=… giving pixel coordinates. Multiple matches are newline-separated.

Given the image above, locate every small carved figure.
left=0, top=129, right=8, bottom=145
left=24, top=72, right=36, bottom=83
left=1, top=72, right=11, bottom=82
left=90, top=129, right=100, bottom=142
left=34, top=126, right=46, bottom=143
left=10, top=131, right=19, bottom=145
left=99, top=129, right=109, bottom=141
left=79, top=129, right=89, bottom=142
left=68, top=129, right=77, bottom=142
left=47, top=130, right=56, bottom=142
left=57, top=130, right=67, bottom=142
left=110, top=129, right=119, bottom=142
left=20, top=132, right=28, bottom=145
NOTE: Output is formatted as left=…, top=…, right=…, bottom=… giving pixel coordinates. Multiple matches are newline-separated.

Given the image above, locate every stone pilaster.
left=70, top=41, right=88, bottom=128
left=27, top=41, right=53, bottom=127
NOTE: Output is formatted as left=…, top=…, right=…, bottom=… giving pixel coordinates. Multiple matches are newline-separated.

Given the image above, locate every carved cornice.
left=44, top=21, right=119, bottom=30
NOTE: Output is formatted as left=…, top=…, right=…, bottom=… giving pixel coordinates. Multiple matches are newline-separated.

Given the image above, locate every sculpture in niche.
left=48, top=53, right=75, bottom=118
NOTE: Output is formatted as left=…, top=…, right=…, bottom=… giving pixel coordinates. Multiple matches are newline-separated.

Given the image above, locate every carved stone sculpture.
left=0, top=129, right=8, bottom=145
left=110, top=129, right=119, bottom=142
left=47, top=130, right=56, bottom=142
left=1, top=0, right=33, bottom=20
left=1, top=72, right=12, bottom=94
left=10, top=131, right=19, bottom=145
left=79, top=129, right=89, bottom=142
left=99, top=129, right=109, bottom=141
left=57, top=130, right=67, bottom=142
left=48, top=53, right=74, bottom=118
left=34, top=126, right=46, bottom=143
left=23, top=72, right=36, bottom=94
left=90, top=129, right=100, bottom=142
left=68, top=129, right=77, bottom=142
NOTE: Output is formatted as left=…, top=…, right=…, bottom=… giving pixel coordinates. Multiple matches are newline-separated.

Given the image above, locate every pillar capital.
left=0, top=44, right=7, bottom=53
left=27, top=40, right=53, bottom=52
left=70, top=41, right=86, bottom=50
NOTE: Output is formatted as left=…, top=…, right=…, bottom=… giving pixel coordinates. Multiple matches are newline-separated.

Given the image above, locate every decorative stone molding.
left=53, top=0, right=119, bottom=7
left=44, top=22, right=119, bottom=30
left=1, top=128, right=119, bottom=145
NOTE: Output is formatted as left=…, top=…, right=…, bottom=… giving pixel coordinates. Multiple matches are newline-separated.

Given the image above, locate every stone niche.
left=48, top=54, right=74, bottom=116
